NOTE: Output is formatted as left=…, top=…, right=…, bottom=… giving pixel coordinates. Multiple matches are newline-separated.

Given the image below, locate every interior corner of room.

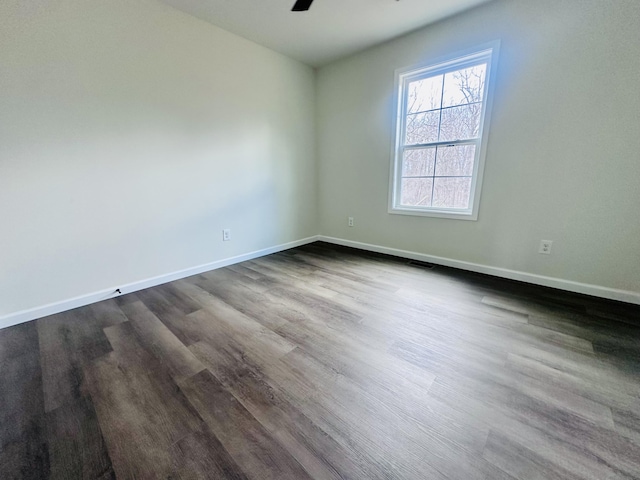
left=1, top=0, right=639, bottom=328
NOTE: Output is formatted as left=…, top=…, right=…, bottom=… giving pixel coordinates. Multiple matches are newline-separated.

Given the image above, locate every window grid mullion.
left=402, top=139, right=481, bottom=150
left=406, top=101, right=484, bottom=118
left=392, top=46, right=496, bottom=217
left=432, top=74, right=447, bottom=207
left=400, top=175, right=473, bottom=179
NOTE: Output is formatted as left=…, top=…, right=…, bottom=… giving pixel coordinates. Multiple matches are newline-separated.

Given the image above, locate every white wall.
left=316, top=0, right=640, bottom=295
left=2, top=0, right=639, bottom=321
left=0, top=0, right=316, bottom=317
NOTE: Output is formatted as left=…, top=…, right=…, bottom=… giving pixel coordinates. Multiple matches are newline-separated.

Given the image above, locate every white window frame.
left=388, top=41, right=500, bottom=220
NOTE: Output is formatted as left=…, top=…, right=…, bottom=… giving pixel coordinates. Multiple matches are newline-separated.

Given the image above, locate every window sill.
left=388, top=206, right=478, bottom=221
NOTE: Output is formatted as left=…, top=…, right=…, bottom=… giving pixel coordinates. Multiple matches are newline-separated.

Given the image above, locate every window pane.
left=402, top=148, right=436, bottom=177
left=432, top=177, right=472, bottom=209
left=435, top=144, right=476, bottom=177
left=401, top=178, right=433, bottom=206
left=438, top=103, right=482, bottom=142
left=405, top=111, right=440, bottom=145
left=393, top=48, right=494, bottom=217
left=407, top=75, right=443, bottom=113
left=442, top=64, right=487, bottom=108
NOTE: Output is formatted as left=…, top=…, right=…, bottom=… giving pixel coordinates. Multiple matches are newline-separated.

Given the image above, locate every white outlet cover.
left=539, top=240, right=553, bottom=254
left=223, top=229, right=231, bottom=241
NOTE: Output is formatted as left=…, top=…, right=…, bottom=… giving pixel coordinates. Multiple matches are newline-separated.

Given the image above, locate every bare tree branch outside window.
left=391, top=46, right=497, bottom=218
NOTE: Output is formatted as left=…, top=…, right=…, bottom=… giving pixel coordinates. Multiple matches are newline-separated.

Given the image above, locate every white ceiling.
left=159, top=0, right=494, bottom=67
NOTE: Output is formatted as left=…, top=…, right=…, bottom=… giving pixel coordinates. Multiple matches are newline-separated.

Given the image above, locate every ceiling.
left=159, top=0, right=494, bottom=67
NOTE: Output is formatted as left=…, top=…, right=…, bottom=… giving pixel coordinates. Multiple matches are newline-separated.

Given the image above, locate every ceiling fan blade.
left=292, top=0, right=314, bottom=11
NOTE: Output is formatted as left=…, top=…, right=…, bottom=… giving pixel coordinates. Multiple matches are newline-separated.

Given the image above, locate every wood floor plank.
left=170, top=424, right=250, bottom=480
left=0, top=414, right=49, bottom=480
left=186, top=315, right=319, bottom=404
left=505, top=352, right=640, bottom=412
left=178, top=369, right=313, bottom=480
left=391, top=338, right=616, bottom=429
left=188, top=339, right=380, bottom=480
left=45, top=396, right=114, bottom=480
left=275, top=319, right=437, bottom=405
left=0, top=323, right=44, bottom=423
left=190, top=277, right=299, bottom=331
left=483, top=431, right=585, bottom=480
left=0, top=321, right=40, bottom=364
left=612, top=409, right=640, bottom=446
left=281, top=346, right=490, bottom=456
left=176, top=281, right=297, bottom=359
left=134, top=287, right=203, bottom=346
left=429, top=373, right=640, bottom=480
left=287, top=356, right=512, bottom=480
left=242, top=260, right=341, bottom=302
left=0, top=323, right=49, bottom=480
left=37, top=300, right=127, bottom=413
left=381, top=294, right=595, bottom=358
left=528, top=311, right=640, bottom=347
left=117, top=300, right=205, bottom=381
left=85, top=322, right=204, bottom=478
left=2, top=242, right=640, bottom=479
left=152, top=282, right=202, bottom=315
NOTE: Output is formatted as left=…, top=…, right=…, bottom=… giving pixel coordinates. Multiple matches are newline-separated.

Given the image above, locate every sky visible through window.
left=400, top=63, right=487, bottom=209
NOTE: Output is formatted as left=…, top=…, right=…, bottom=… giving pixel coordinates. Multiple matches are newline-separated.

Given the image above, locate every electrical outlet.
left=348, top=216, right=354, bottom=227
left=222, top=229, right=231, bottom=241
left=539, top=240, right=553, bottom=255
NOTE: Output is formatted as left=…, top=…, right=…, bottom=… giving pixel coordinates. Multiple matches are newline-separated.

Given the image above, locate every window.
left=389, top=44, right=498, bottom=220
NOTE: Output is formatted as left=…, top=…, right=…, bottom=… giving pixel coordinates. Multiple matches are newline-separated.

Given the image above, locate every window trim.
left=388, top=41, right=500, bottom=221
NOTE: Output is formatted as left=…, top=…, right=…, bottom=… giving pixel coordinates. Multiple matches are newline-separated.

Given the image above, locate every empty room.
left=1, top=0, right=639, bottom=478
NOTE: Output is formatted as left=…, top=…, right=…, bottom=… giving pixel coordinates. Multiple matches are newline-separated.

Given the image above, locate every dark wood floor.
left=1, top=242, right=639, bottom=480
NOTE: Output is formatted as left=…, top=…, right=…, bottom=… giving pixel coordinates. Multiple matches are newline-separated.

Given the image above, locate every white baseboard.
left=0, top=236, right=320, bottom=330
left=3, top=233, right=637, bottom=330
left=317, top=236, right=640, bottom=306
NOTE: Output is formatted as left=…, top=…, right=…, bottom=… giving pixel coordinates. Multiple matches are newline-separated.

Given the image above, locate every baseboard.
left=0, top=236, right=320, bottom=330
left=317, top=236, right=640, bottom=306
left=4, top=233, right=637, bottom=330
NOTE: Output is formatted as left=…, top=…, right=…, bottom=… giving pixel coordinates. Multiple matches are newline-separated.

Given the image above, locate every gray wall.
left=2, top=0, right=639, bottom=320
left=0, top=0, right=317, bottom=316
left=316, top=0, right=640, bottom=295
